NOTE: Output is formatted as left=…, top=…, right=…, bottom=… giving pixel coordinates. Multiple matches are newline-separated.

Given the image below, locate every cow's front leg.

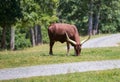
left=49, top=41, right=54, bottom=55
left=66, top=42, right=70, bottom=56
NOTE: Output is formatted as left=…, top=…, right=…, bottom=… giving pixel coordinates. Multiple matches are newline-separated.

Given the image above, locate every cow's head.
left=74, top=44, right=81, bottom=56
left=66, top=33, right=90, bottom=56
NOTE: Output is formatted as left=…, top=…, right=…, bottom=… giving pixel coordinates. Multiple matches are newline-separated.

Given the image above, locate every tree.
left=100, top=0, right=120, bottom=33
left=88, top=0, right=93, bottom=35
left=21, top=0, right=58, bottom=46
left=20, top=0, right=40, bottom=46
left=91, top=0, right=100, bottom=35
left=57, top=0, right=120, bottom=35
left=34, top=25, right=42, bottom=45
left=0, top=0, right=22, bottom=49
left=57, top=0, right=91, bottom=34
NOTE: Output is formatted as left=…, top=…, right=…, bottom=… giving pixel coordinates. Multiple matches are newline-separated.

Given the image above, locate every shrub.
left=101, top=24, right=117, bottom=33
left=41, top=27, right=49, bottom=43
left=15, top=33, right=31, bottom=50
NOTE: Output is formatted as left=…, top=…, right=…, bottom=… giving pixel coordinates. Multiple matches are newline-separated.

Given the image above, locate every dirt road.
left=0, top=60, right=120, bottom=80
left=82, top=33, right=120, bottom=48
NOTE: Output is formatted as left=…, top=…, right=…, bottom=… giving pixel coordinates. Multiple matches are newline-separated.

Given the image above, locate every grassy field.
left=0, top=34, right=120, bottom=69
left=1, top=69, right=120, bottom=82
left=0, top=43, right=120, bottom=69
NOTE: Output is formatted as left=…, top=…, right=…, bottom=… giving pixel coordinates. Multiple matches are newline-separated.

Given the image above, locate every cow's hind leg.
left=49, top=41, right=55, bottom=55
left=66, top=42, right=70, bottom=56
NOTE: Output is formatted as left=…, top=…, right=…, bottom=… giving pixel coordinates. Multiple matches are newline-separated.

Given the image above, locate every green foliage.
left=0, top=27, right=31, bottom=50
left=19, top=0, right=58, bottom=45
left=0, top=0, right=22, bottom=26
left=0, top=0, right=59, bottom=50
left=99, top=0, right=120, bottom=33
left=0, top=0, right=23, bottom=50
left=58, top=0, right=89, bottom=34
left=101, top=24, right=117, bottom=33
left=15, top=33, right=31, bottom=50
left=42, top=27, right=49, bottom=43
left=58, top=0, right=120, bottom=34
left=21, top=0, right=58, bottom=27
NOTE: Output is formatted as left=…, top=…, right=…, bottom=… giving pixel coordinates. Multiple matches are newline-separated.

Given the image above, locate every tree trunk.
left=88, top=13, right=93, bottom=35
left=30, top=28, right=35, bottom=47
left=34, top=25, right=42, bottom=45
left=34, top=25, right=38, bottom=45
left=1, top=26, right=6, bottom=49
left=10, top=26, right=15, bottom=50
left=88, top=0, right=93, bottom=35
left=93, top=0, right=101, bottom=35
left=38, top=25, right=42, bottom=44
left=36, top=25, right=42, bottom=45
left=94, top=13, right=100, bottom=35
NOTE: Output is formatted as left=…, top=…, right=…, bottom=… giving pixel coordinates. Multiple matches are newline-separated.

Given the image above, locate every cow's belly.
left=54, top=35, right=66, bottom=43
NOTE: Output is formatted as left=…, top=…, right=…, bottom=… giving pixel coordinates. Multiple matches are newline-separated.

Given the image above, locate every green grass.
left=1, top=69, right=120, bottom=82
left=0, top=34, right=120, bottom=69
left=0, top=43, right=120, bottom=69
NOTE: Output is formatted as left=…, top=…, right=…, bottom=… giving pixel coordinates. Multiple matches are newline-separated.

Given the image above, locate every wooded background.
left=0, top=0, right=120, bottom=50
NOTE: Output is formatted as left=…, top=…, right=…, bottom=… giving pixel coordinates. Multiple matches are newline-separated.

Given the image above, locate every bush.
left=101, top=24, right=117, bottom=33
left=15, top=33, right=31, bottom=50
left=41, top=27, right=49, bottom=43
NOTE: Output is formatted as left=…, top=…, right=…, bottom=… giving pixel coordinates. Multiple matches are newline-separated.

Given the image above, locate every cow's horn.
left=81, top=35, right=91, bottom=45
left=65, top=33, right=77, bottom=45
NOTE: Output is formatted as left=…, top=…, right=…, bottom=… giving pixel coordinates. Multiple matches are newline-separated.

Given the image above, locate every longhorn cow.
left=48, top=23, right=90, bottom=56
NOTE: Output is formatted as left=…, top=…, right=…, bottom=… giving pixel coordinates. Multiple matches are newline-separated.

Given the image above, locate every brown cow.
left=48, top=23, right=90, bottom=56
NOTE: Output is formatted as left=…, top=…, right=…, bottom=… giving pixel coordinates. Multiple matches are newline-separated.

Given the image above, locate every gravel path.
left=0, top=60, right=120, bottom=80
left=82, top=33, right=120, bottom=48
left=0, top=34, right=120, bottom=80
